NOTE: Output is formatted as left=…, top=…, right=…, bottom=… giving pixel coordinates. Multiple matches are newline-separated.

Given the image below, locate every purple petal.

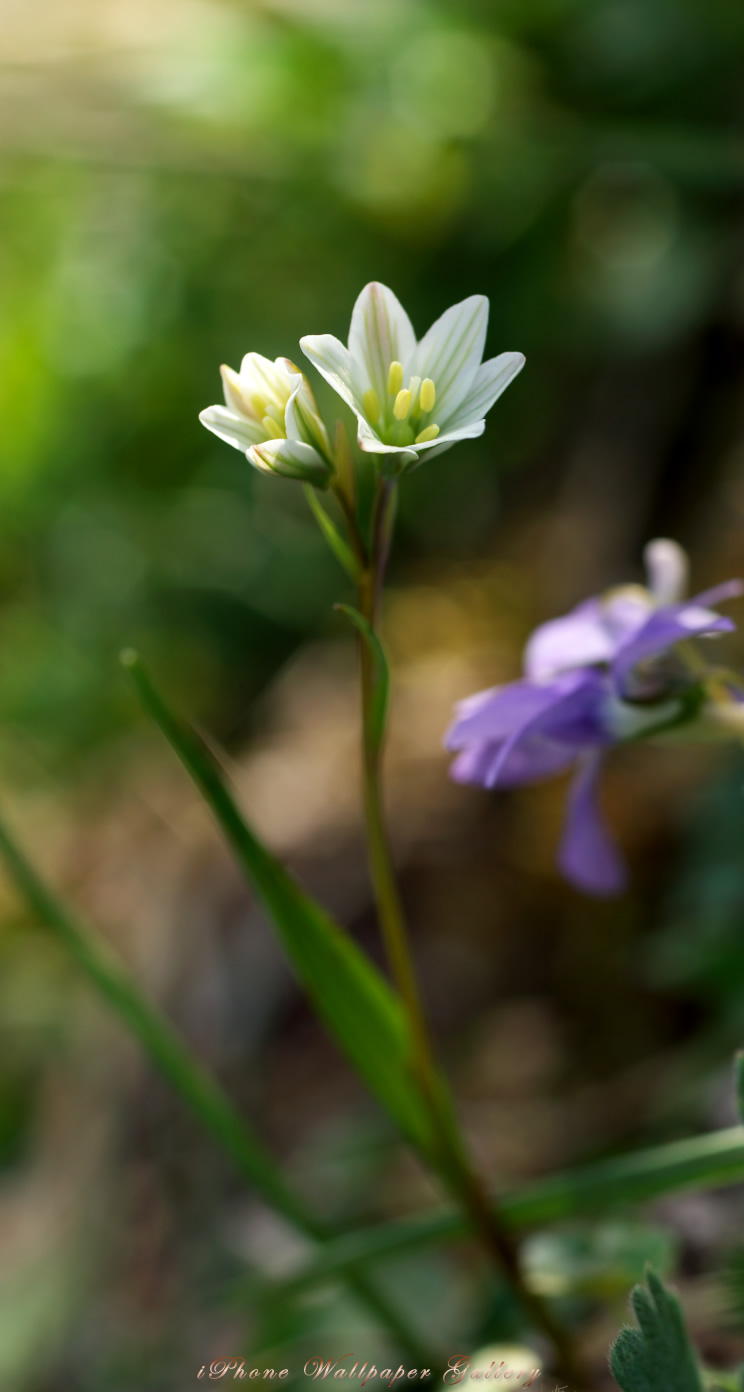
left=690, top=579, right=744, bottom=608
left=524, top=600, right=612, bottom=680
left=558, top=754, right=627, bottom=897
left=445, top=679, right=566, bottom=750
left=450, top=742, right=500, bottom=785
left=613, top=603, right=735, bottom=693
left=489, top=737, right=578, bottom=785
left=484, top=670, right=608, bottom=789
left=601, top=590, right=653, bottom=642
left=451, top=737, right=576, bottom=788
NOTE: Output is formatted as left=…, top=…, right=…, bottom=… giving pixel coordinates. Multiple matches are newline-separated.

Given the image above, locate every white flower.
left=199, top=353, right=332, bottom=487
left=300, top=281, right=524, bottom=472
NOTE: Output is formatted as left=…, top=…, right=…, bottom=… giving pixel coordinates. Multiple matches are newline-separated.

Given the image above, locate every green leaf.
left=124, top=651, right=439, bottom=1164
left=610, top=1269, right=704, bottom=1392
left=304, top=484, right=361, bottom=581
left=334, top=604, right=389, bottom=754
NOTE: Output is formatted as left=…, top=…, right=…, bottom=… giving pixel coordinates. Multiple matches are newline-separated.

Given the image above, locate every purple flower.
left=445, top=540, right=744, bottom=897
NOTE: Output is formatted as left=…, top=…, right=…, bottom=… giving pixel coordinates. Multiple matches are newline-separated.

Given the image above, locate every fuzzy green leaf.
left=610, top=1269, right=704, bottom=1392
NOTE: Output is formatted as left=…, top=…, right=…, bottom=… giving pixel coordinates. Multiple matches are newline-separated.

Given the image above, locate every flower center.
left=362, top=360, right=440, bottom=447
left=260, top=408, right=287, bottom=439
left=225, top=363, right=296, bottom=442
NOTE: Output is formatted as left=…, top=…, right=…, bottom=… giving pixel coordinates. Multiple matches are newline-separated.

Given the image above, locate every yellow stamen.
left=387, top=361, right=404, bottom=395
left=251, top=394, right=267, bottom=419
left=393, top=388, right=412, bottom=420
left=420, top=378, right=436, bottom=413
left=363, top=388, right=381, bottom=424
left=262, top=413, right=285, bottom=438
left=415, top=423, right=440, bottom=444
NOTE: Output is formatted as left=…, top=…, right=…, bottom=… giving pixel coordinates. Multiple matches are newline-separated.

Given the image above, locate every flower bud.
left=248, top=439, right=332, bottom=488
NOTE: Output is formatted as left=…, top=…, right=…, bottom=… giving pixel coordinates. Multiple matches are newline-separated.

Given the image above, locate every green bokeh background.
left=4, top=0, right=743, bottom=762
left=3, top=1, right=744, bottom=1387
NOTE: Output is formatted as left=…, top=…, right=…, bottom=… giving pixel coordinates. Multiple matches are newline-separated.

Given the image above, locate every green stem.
left=0, top=809, right=433, bottom=1365
left=250, top=1123, right=744, bottom=1301
left=356, top=480, right=588, bottom=1388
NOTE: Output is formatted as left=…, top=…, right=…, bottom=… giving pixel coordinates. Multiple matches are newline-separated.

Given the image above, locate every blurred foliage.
left=3, top=0, right=744, bottom=1388
left=524, top=1219, right=676, bottom=1298
left=1, top=0, right=744, bottom=763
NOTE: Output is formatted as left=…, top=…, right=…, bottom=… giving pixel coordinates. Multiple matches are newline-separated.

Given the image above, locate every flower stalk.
left=354, top=478, right=587, bottom=1389
left=197, top=280, right=583, bottom=1379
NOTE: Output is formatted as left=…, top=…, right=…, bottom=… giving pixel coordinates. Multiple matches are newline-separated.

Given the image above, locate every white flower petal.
left=407, top=417, right=486, bottom=463
left=238, top=352, right=292, bottom=414
left=248, top=438, right=331, bottom=486
left=643, top=538, right=689, bottom=606
left=199, top=404, right=266, bottom=450
left=276, top=360, right=328, bottom=455
left=300, top=333, right=358, bottom=413
left=444, top=352, right=525, bottom=432
left=413, top=294, right=489, bottom=422
left=348, top=282, right=417, bottom=402
left=220, top=364, right=253, bottom=417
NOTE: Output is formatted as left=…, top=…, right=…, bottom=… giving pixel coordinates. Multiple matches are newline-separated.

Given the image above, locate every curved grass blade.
left=735, top=1051, right=744, bottom=1122
left=123, top=651, right=440, bottom=1165
left=0, top=809, right=309, bottom=1227
left=0, top=806, right=433, bottom=1362
left=252, top=1125, right=744, bottom=1298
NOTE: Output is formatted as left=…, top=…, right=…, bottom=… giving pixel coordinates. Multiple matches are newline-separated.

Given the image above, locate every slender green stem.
left=248, top=1124, right=744, bottom=1300
left=332, top=479, right=368, bottom=570
left=0, top=809, right=433, bottom=1365
left=356, top=479, right=588, bottom=1388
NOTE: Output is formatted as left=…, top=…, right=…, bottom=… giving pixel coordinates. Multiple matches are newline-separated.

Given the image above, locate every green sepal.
left=304, top=485, right=361, bottom=581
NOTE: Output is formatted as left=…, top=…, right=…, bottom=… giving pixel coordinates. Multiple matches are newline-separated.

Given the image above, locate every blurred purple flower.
left=445, top=540, right=744, bottom=897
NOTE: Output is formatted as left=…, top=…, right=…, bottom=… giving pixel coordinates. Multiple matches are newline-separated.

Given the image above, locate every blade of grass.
left=250, top=1125, right=744, bottom=1299
left=0, top=807, right=434, bottom=1363
left=735, top=1051, right=744, bottom=1121
left=124, top=650, right=447, bottom=1171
